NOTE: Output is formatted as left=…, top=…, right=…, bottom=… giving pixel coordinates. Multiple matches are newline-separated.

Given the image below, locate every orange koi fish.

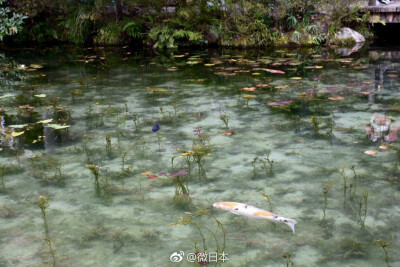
left=213, top=201, right=297, bottom=234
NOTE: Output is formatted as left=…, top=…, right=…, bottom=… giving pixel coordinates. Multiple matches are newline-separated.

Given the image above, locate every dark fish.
left=152, top=122, right=160, bottom=132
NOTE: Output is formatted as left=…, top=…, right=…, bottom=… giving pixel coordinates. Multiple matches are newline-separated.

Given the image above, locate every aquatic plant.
left=34, top=195, right=50, bottom=236
left=262, top=190, right=274, bottom=212
left=322, top=184, right=333, bottom=219
left=169, top=206, right=226, bottom=256
left=220, top=113, right=229, bottom=130
left=179, top=144, right=212, bottom=180
left=358, top=190, right=368, bottom=229
left=86, top=164, right=100, bottom=185
left=156, top=133, right=162, bottom=151
left=105, top=134, right=112, bottom=157
left=283, top=252, right=294, bottom=267
left=252, top=153, right=274, bottom=178
left=1, top=165, right=5, bottom=191
left=339, top=167, right=348, bottom=194
left=375, top=236, right=392, bottom=267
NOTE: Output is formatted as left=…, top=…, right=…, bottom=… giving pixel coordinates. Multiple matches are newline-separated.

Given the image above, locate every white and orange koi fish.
left=213, top=201, right=297, bottom=234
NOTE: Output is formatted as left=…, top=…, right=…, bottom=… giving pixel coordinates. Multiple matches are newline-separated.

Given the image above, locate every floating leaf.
left=242, top=87, right=256, bottom=92
left=263, top=68, right=285, bottom=74
left=242, top=95, right=256, bottom=99
left=46, top=124, right=69, bottom=129
left=141, top=171, right=153, bottom=176
left=11, top=131, right=25, bottom=137
left=37, top=119, right=53, bottom=124
left=173, top=54, right=185, bottom=58
left=146, top=87, right=169, bottom=93
left=222, top=130, right=235, bottom=136
left=379, top=145, right=389, bottom=150
left=30, top=64, right=43, bottom=69
left=387, top=74, right=398, bottom=78
left=34, top=94, right=46, bottom=98
left=9, top=124, right=28, bottom=128
left=290, top=77, right=302, bottom=80
left=204, top=63, right=215, bottom=67
left=364, top=150, right=378, bottom=155
left=328, top=96, right=344, bottom=101
left=275, top=85, right=289, bottom=89
left=0, top=94, right=14, bottom=99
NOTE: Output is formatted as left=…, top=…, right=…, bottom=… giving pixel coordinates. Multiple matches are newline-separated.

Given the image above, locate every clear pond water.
left=0, top=46, right=400, bottom=266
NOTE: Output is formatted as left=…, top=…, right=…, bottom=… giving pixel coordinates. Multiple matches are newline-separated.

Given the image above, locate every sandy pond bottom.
left=0, top=46, right=400, bottom=266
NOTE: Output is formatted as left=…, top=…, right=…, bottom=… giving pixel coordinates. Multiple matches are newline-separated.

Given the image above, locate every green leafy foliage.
left=0, top=0, right=27, bottom=41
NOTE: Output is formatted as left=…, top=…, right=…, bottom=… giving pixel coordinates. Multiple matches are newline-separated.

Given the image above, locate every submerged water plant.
left=33, top=195, right=56, bottom=266
left=220, top=113, right=229, bottom=130
left=1, top=165, right=5, bottom=191
left=375, top=236, right=392, bottom=267
left=323, top=184, right=333, bottom=219
left=358, top=190, right=368, bottom=229
left=283, top=252, right=294, bottom=267
left=169, top=206, right=226, bottom=256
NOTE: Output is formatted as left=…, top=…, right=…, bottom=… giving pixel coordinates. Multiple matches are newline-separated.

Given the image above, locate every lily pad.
left=0, top=94, right=14, bottom=99
left=11, top=131, right=25, bottom=137
left=9, top=124, right=28, bottom=128
left=46, top=124, right=70, bottom=129
left=34, top=94, right=46, bottom=98
left=37, top=119, right=53, bottom=124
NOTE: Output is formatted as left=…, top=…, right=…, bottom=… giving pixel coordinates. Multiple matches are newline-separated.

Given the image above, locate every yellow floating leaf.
left=242, top=87, right=256, bottom=92
left=173, top=55, right=185, bottom=58
left=290, top=77, right=302, bottom=80
left=12, top=131, right=25, bottom=137
left=275, top=85, right=289, bottom=89
left=34, top=94, right=46, bottom=98
left=328, top=96, right=344, bottom=101
left=38, top=119, right=53, bottom=124
left=379, top=145, right=389, bottom=150
left=242, top=94, right=256, bottom=99
left=204, top=63, right=215, bottom=67
left=141, top=171, right=153, bottom=176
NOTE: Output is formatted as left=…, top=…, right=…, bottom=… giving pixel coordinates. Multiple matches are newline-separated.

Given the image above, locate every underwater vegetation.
left=0, top=47, right=400, bottom=266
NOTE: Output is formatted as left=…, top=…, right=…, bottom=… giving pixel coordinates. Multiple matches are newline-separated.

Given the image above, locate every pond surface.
left=1, top=45, right=400, bottom=266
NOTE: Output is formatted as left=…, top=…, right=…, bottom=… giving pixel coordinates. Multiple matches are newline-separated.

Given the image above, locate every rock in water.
left=335, top=27, right=366, bottom=43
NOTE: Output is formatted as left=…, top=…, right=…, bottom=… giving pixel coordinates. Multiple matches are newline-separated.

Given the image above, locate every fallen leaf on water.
left=197, top=78, right=207, bottom=82
left=252, top=72, right=261, bottom=75
left=256, top=84, right=269, bottom=87
left=12, top=131, right=25, bottom=137
left=328, top=96, right=344, bottom=101
left=242, top=94, right=256, bottom=99
left=46, top=124, right=69, bottom=129
left=9, top=124, right=28, bottom=128
left=222, top=130, right=235, bottom=136
left=364, top=150, right=378, bottom=155
left=275, top=85, right=289, bottom=89
left=387, top=74, right=398, bottom=78
left=0, top=94, right=14, bottom=99
left=379, top=145, right=389, bottom=150
left=34, top=94, right=46, bottom=98
left=37, top=119, right=53, bottom=124
left=242, top=87, right=256, bottom=92
left=141, top=171, right=153, bottom=176
left=147, top=175, right=158, bottom=179
left=204, top=63, right=215, bottom=67
left=290, top=77, right=302, bottom=80
left=173, top=54, right=185, bottom=58
left=263, top=68, right=285, bottom=74
left=30, top=64, right=43, bottom=69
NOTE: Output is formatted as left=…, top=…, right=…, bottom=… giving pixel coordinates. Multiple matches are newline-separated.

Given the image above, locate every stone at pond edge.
left=333, top=28, right=366, bottom=44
